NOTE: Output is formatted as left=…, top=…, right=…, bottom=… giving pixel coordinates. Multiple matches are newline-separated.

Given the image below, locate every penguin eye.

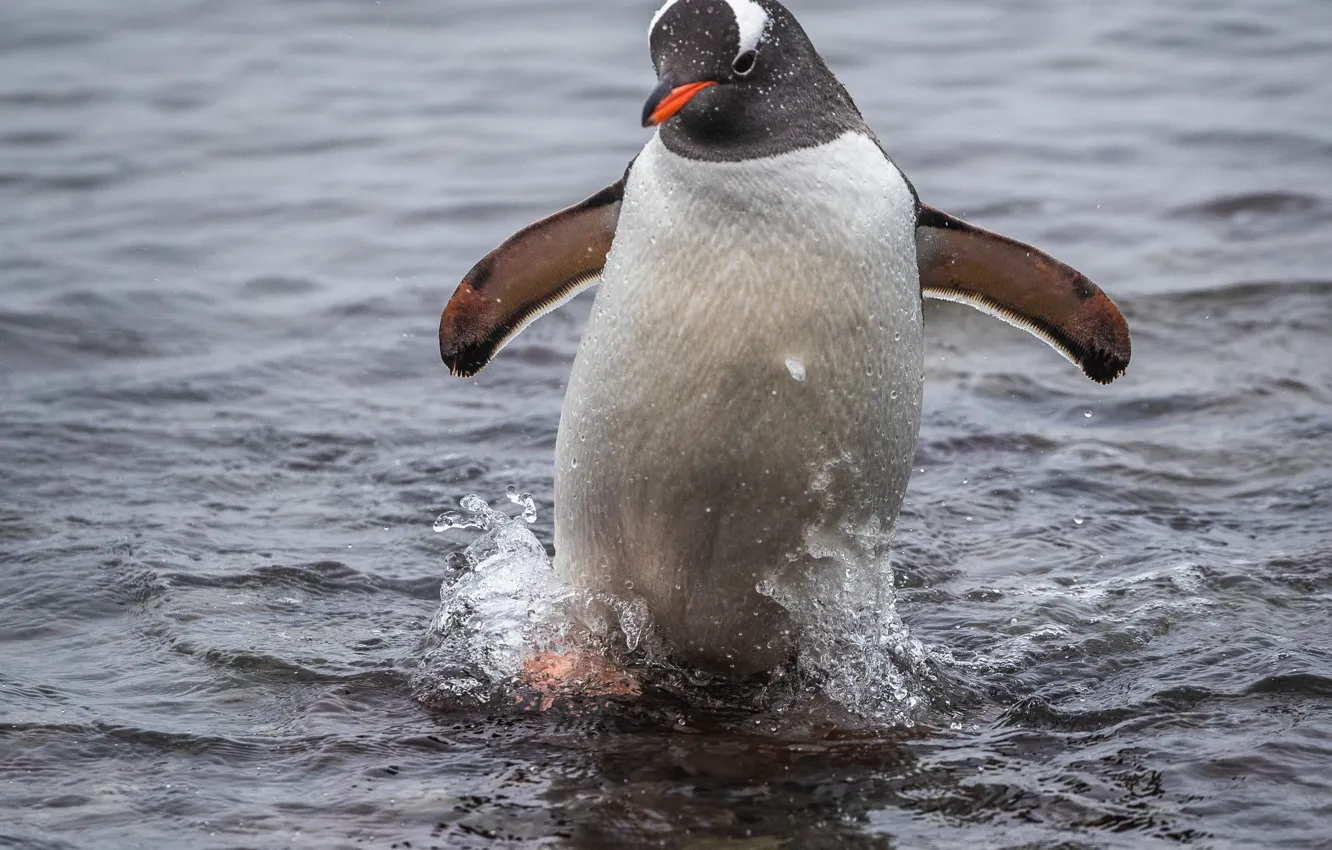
left=732, top=50, right=757, bottom=76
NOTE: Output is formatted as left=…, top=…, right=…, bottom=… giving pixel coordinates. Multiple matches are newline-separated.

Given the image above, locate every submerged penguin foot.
left=518, top=649, right=642, bottom=709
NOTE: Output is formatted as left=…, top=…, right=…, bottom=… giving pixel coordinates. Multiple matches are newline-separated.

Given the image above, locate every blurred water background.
left=3, top=0, right=1332, bottom=847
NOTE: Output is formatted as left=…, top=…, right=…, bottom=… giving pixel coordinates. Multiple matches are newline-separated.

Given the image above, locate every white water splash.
left=415, top=490, right=658, bottom=708
left=417, top=490, right=939, bottom=722
left=414, top=491, right=572, bottom=706
left=432, top=486, right=536, bottom=533
left=757, top=518, right=936, bottom=725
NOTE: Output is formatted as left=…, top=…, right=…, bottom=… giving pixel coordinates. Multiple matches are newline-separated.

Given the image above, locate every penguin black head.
left=643, top=0, right=867, bottom=162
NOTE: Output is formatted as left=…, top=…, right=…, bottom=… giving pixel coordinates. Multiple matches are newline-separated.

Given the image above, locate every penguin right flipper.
left=915, top=205, right=1131, bottom=384
left=439, top=179, right=625, bottom=377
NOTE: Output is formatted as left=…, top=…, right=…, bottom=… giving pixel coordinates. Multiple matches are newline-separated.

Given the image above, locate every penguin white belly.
left=554, top=132, right=923, bottom=672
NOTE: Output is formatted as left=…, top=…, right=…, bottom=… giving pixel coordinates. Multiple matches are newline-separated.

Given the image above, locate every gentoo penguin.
left=439, top=0, right=1130, bottom=674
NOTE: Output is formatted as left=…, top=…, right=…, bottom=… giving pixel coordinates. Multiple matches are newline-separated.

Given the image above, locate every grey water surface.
left=3, top=0, right=1332, bottom=847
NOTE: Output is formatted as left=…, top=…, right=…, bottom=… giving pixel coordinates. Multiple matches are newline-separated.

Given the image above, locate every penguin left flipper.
left=915, top=205, right=1132, bottom=384
left=439, top=179, right=625, bottom=377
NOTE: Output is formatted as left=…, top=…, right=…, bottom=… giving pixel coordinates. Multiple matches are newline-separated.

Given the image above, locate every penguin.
left=438, top=0, right=1130, bottom=675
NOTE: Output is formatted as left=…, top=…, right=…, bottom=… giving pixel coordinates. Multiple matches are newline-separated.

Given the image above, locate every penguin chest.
left=554, top=131, right=923, bottom=605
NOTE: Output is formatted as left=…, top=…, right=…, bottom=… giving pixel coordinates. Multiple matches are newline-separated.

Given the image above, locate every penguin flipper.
left=915, top=205, right=1131, bottom=384
left=439, top=179, right=624, bottom=377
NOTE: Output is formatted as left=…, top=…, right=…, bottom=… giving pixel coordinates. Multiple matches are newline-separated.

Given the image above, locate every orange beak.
left=642, top=79, right=718, bottom=127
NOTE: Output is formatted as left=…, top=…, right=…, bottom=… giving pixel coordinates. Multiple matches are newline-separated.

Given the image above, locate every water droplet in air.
left=434, top=493, right=500, bottom=532
left=506, top=485, right=538, bottom=523
left=433, top=511, right=477, bottom=532
left=459, top=494, right=487, bottom=513
left=1084, top=410, right=1093, bottom=418
left=1074, top=516, right=1085, bottom=526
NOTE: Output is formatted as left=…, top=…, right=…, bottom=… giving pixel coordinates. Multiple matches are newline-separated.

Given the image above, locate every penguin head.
left=642, top=0, right=863, bottom=159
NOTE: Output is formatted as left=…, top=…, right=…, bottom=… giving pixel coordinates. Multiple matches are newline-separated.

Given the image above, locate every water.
left=2, top=0, right=1331, bottom=846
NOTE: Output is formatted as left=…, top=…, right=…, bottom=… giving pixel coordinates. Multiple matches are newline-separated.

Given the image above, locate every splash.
left=415, top=489, right=655, bottom=709
left=413, top=490, right=572, bottom=707
left=757, top=519, right=936, bottom=725
left=415, top=490, right=940, bottom=724
left=433, top=486, right=536, bottom=532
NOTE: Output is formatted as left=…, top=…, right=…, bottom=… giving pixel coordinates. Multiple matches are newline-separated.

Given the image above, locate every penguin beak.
left=642, top=76, right=718, bottom=127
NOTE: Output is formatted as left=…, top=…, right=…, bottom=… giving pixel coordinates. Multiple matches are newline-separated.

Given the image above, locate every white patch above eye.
left=649, top=0, right=681, bottom=36
left=649, top=0, right=770, bottom=55
left=726, top=0, right=770, bottom=54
